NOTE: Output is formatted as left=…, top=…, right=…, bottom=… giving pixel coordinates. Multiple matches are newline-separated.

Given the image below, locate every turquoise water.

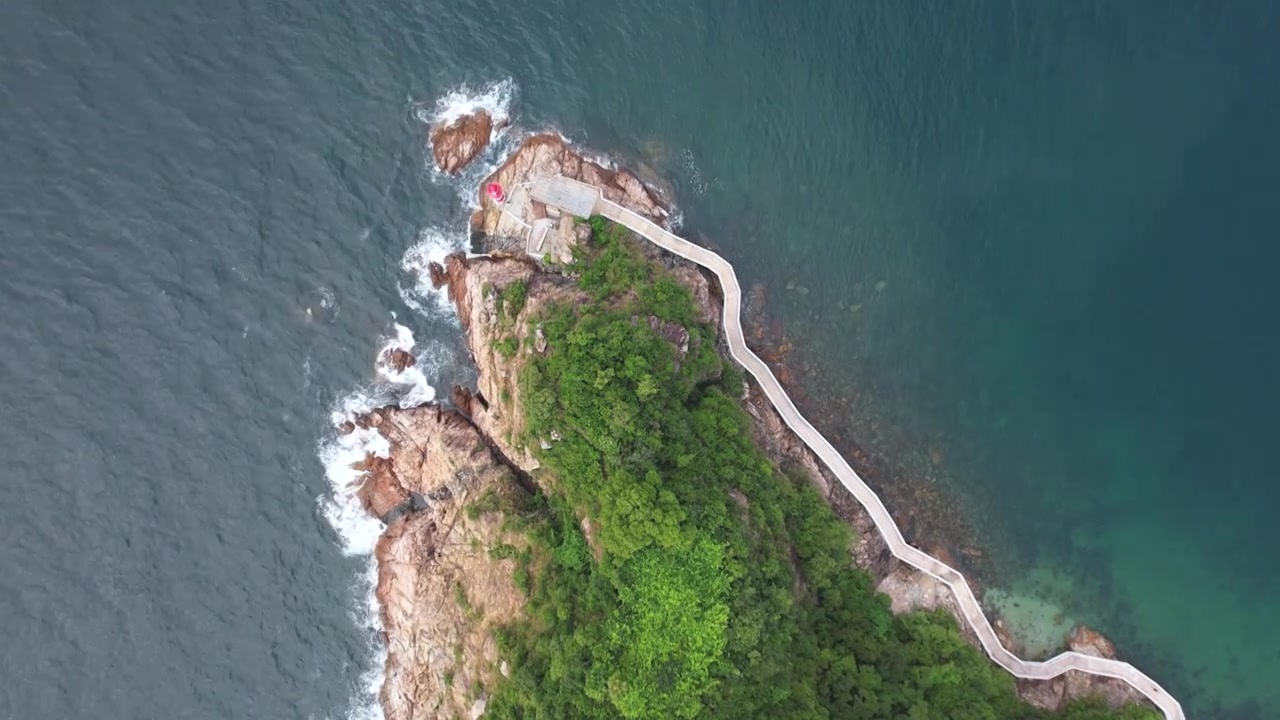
left=3, top=0, right=1277, bottom=717
left=469, top=2, right=1280, bottom=715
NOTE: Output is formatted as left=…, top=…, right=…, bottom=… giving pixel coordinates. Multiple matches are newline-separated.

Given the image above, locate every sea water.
left=2, top=1, right=1277, bottom=718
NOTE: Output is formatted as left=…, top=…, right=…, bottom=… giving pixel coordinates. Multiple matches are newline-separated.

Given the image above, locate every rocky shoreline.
left=340, top=112, right=1151, bottom=717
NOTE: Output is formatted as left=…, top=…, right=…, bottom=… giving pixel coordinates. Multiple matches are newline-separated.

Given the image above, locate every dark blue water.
left=3, top=1, right=1278, bottom=718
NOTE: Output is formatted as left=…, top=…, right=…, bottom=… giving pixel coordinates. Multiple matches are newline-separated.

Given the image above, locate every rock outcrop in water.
left=429, top=110, right=503, bottom=175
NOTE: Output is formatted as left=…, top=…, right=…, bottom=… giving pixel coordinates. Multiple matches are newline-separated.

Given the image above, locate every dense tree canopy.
left=482, top=218, right=1160, bottom=720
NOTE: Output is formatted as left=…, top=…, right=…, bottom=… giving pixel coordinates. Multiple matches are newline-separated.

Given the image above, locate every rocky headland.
left=345, top=116, right=1152, bottom=717
left=350, top=405, right=529, bottom=720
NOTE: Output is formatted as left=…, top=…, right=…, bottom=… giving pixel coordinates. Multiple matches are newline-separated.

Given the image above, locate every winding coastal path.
left=528, top=176, right=1184, bottom=720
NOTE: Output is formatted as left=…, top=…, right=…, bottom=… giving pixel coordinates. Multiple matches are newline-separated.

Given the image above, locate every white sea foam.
left=666, top=206, right=685, bottom=232
left=326, top=78, right=693, bottom=720
left=317, top=409, right=390, bottom=718
left=342, top=559, right=388, bottom=720
left=318, top=316, right=455, bottom=720
left=419, top=78, right=516, bottom=128
left=321, top=78, right=518, bottom=720
left=374, top=320, right=437, bottom=408
left=318, top=425, right=389, bottom=557
left=413, top=78, right=524, bottom=204
left=399, top=227, right=468, bottom=317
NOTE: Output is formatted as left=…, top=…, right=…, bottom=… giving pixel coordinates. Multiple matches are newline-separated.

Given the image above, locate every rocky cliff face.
left=430, top=252, right=586, bottom=471
left=351, top=406, right=529, bottom=720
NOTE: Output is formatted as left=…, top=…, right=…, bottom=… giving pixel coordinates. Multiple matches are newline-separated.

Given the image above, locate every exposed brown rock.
left=351, top=404, right=528, bottom=720
left=1068, top=624, right=1118, bottom=658
left=473, top=135, right=670, bottom=252
left=670, top=265, right=718, bottom=326
left=429, top=111, right=494, bottom=175
left=439, top=252, right=579, bottom=471
left=444, top=254, right=473, bottom=327
left=382, top=348, right=416, bottom=373
left=451, top=385, right=475, bottom=413
left=1014, top=625, right=1148, bottom=712
left=993, top=617, right=1020, bottom=655
left=428, top=261, right=448, bottom=289
left=737, top=340, right=1156, bottom=714
left=354, top=453, right=409, bottom=519
left=364, top=134, right=1160, bottom=719
left=648, top=315, right=690, bottom=356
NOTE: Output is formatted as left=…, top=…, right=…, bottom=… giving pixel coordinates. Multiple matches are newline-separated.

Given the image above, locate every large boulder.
left=1067, top=625, right=1118, bottom=658
left=430, top=111, right=495, bottom=174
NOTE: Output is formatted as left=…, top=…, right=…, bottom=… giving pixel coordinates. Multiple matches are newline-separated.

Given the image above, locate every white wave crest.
left=413, top=78, right=523, bottom=202
left=317, top=399, right=391, bottom=720
left=399, top=227, right=467, bottom=317
left=416, top=78, right=516, bottom=129
left=318, top=316, right=454, bottom=720
left=374, top=321, right=436, bottom=408
left=318, top=425, right=389, bottom=557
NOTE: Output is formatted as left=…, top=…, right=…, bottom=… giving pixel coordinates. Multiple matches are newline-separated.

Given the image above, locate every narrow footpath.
left=528, top=176, right=1185, bottom=720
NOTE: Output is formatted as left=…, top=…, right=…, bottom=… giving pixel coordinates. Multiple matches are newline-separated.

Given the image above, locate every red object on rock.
left=486, top=183, right=505, bottom=203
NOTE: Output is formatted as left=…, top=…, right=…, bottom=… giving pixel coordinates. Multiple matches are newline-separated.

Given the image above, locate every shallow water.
left=2, top=1, right=1277, bottom=718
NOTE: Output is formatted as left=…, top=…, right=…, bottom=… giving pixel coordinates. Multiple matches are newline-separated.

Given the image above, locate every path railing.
left=528, top=176, right=1184, bottom=720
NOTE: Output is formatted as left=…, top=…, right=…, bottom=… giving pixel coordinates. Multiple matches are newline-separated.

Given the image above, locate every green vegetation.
left=484, top=218, right=1159, bottom=720
left=497, top=278, right=529, bottom=320
left=453, top=582, right=471, bottom=612
left=496, top=336, right=520, bottom=358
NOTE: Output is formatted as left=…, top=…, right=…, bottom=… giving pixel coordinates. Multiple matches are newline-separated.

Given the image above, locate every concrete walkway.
left=529, top=176, right=1184, bottom=720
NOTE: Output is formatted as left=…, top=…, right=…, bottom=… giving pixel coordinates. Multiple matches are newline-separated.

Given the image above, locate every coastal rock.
left=440, top=251, right=584, bottom=470
left=355, top=452, right=409, bottom=520
left=993, top=617, right=1020, bottom=655
left=429, top=111, right=497, bottom=175
left=670, top=264, right=718, bottom=326
left=1067, top=624, right=1117, bottom=658
left=740, top=356, right=1155, bottom=713
left=648, top=315, right=691, bottom=356
left=353, top=405, right=529, bottom=720
left=371, top=134, right=1161, bottom=720
left=473, top=135, right=670, bottom=250
left=1015, top=625, right=1149, bottom=713
left=743, top=282, right=768, bottom=340
left=428, top=261, right=448, bottom=289
left=533, top=323, right=547, bottom=354
left=382, top=348, right=416, bottom=373
left=444, top=254, right=474, bottom=326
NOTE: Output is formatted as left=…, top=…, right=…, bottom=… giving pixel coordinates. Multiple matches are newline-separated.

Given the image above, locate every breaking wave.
left=321, top=77, right=518, bottom=720
left=318, top=318, right=447, bottom=720
left=417, top=77, right=516, bottom=128
left=397, top=226, right=469, bottom=317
